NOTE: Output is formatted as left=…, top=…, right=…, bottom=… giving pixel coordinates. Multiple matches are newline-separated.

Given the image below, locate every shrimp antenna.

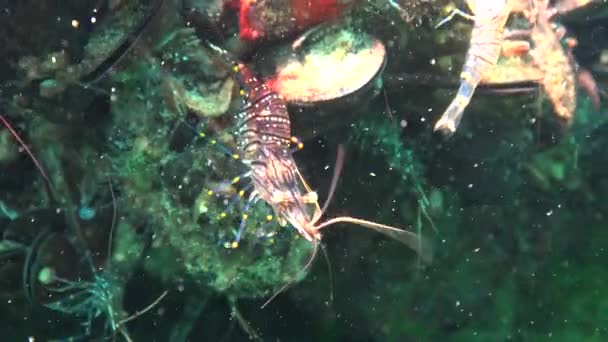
left=320, top=243, right=334, bottom=303
left=312, top=144, right=345, bottom=224
left=116, top=290, right=169, bottom=327
left=0, top=114, right=55, bottom=200
left=315, top=216, right=433, bottom=264
left=261, top=145, right=344, bottom=308
left=309, top=146, right=432, bottom=264
left=106, top=176, right=117, bottom=269
left=261, top=240, right=319, bottom=309
left=311, top=144, right=428, bottom=261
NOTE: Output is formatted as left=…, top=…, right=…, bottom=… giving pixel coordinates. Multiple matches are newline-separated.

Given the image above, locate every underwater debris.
left=236, top=0, right=356, bottom=41
left=164, top=75, right=235, bottom=118
left=549, top=0, right=603, bottom=19
left=13, top=0, right=162, bottom=98
left=15, top=170, right=162, bottom=341
left=0, top=98, right=166, bottom=340
left=524, top=138, right=583, bottom=192
left=156, top=28, right=236, bottom=118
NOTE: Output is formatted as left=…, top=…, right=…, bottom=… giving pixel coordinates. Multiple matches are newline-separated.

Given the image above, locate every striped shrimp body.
left=434, top=0, right=513, bottom=135
left=205, top=43, right=431, bottom=278
left=205, top=43, right=315, bottom=247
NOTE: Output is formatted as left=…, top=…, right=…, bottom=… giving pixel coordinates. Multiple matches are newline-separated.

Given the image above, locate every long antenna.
left=0, top=114, right=55, bottom=199
left=106, top=176, right=117, bottom=267
left=320, top=243, right=334, bottom=303
left=315, top=216, right=433, bottom=264
left=312, top=144, right=345, bottom=224
left=261, top=241, right=319, bottom=309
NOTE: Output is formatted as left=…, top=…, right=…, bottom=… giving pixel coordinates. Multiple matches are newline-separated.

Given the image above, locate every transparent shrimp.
left=433, top=0, right=513, bottom=135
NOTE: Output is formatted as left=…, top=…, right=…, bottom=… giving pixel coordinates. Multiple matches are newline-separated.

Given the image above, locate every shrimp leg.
left=435, top=8, right=476, bottom=28
left=228, top=191, right=257, bottom=249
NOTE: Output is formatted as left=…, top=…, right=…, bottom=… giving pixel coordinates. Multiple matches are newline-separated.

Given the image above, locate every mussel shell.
left=287, top=69, right=384, bottom=140
left=264, top=25, right=387, bottom=105
left=254, top=25, right=386, bottom=138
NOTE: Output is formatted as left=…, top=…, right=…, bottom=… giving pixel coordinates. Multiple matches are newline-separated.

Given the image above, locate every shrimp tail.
left=434, top=78, right=478, bottom=135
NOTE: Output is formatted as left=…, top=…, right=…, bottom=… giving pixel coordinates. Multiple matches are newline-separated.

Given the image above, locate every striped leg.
left=225, top=191, right=258, bottom=249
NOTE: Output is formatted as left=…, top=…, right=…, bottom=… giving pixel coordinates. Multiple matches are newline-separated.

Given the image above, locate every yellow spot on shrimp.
left=290, top=136, right=305, bottom=150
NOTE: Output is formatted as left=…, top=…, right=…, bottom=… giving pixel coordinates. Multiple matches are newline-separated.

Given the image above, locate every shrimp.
left=528, top=0, right=577, bottom=123
left=433, top=0, right=514, bottom=135
left=204, top=43, right=307, bottom=248
left=204, top=43, right=432, bottom=306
